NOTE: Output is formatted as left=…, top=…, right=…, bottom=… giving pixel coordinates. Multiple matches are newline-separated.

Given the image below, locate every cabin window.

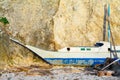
left=94, top=43, right=104, bottom=47
left=87, top=48, right=91, bottom=51
left=67, top=48, right=70, bottom=51
left=81, top=48, right=85, bottom=51
left=108, top=48, right=111, bottom=51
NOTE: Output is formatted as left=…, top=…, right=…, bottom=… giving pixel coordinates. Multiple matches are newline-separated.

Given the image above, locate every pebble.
left=0, top=67, right=120, bottom=80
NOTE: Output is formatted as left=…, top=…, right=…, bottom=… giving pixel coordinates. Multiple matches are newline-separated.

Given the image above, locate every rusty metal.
left=97, top=70, right=114, bottom=76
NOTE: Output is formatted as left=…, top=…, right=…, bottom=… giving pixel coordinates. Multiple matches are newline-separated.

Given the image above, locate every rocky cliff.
left=0, top=0, right=120, bottom=68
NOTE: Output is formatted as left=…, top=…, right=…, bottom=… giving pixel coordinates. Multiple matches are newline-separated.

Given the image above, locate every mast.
left=107, top=4, right=112, bottom=58
left=103, top=4, right=107, bottom=41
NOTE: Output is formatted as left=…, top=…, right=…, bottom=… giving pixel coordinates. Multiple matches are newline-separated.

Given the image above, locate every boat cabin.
left=58, top=41, right=111, bottom=53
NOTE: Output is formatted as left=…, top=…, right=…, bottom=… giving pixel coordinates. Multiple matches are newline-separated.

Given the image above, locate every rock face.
left=0, top=0, right=120, bottom=67
left=0, top=24, right=10, bottom=69
left=1, top=0, right=120, bottom=50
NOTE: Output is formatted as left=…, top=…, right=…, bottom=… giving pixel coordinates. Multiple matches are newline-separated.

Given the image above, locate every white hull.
left=10, top=38, right=120, bottom=66
left=25, top=45, right=120, bottom=66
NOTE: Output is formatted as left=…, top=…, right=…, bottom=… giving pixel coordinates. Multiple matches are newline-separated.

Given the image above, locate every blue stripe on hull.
left=44, top=58, right=107, bottom=66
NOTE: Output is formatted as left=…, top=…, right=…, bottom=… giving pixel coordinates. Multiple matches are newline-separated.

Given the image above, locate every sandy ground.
left=0, top=65, right=120, bottom=80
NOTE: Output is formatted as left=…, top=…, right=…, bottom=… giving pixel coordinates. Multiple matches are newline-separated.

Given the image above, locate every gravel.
left=0, top=67, right=120, bottom=80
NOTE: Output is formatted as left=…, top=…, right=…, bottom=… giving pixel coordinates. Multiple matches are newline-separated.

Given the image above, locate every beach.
left=0, top=66, right=119, bottom=80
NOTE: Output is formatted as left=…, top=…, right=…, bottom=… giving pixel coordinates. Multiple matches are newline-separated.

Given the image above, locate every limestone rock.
left=0, top=0, right=120, bottom=67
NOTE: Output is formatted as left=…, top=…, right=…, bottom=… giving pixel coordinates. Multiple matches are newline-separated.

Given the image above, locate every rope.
left=101, top=3, right=119, bottom=70
left=101, top=58, right=120, bottom=70
left=107, top=4, right=118, bottom=58
left=109, top=24, right=118, bottom=58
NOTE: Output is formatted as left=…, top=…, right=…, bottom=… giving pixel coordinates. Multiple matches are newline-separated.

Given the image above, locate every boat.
left=24, top=42, right=120, bottom=66
left=10, top=4, right=120, bottom=66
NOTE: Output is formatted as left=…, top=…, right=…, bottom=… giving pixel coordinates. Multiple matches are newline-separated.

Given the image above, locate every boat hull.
left=10, top=38, right=120, bottom=66
left=44, top=58, right=106, bottom=66
left=25, top=45, right=120, bottom=66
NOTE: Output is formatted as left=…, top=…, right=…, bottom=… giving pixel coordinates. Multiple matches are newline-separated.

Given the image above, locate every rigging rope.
left=107, top=4, right=118, bottom=58
left=101, top=3, right=119, bottom=71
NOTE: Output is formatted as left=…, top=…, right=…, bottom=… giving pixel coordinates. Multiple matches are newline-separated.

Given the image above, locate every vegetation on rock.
left=0, top=17, right=9, bottom=25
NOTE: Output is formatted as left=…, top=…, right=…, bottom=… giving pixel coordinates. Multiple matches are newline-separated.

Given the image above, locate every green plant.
left=0, top=17, right=9, bottom=25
